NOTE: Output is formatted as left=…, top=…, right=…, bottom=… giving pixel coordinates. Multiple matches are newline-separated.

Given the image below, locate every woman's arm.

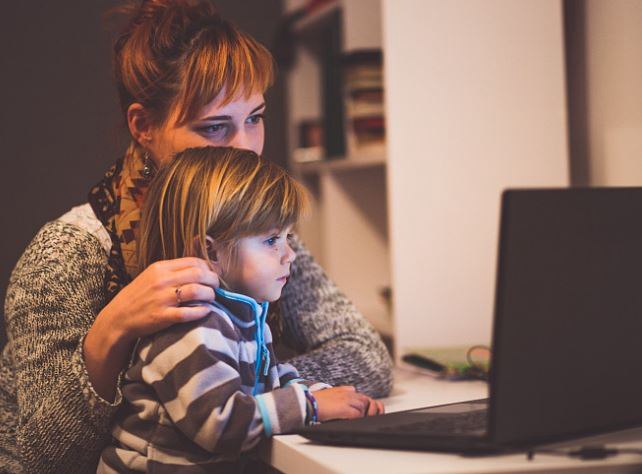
left=5, top=222, right=122, bottom=473
left=5, top=220, right=219, bottom=473
left=279, top=235, right=394, bottom=398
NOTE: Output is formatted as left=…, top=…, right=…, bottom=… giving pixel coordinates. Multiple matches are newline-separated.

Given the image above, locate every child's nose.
left=282, top=244, right=296, bottom=264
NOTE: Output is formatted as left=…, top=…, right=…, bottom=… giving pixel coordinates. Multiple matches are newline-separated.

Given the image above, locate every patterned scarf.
left=88, top=147, right=154, bottom=301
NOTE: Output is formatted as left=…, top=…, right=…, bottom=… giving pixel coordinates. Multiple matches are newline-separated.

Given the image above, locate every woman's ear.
left=127, top=103, right=154, bottom=149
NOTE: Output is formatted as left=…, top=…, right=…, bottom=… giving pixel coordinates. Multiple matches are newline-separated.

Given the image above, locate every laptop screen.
left=490, top=188, right=642, bottom=446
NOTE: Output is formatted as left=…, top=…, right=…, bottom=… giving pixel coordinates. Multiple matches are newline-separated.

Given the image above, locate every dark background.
left=0, top=1, right=287, bottom=348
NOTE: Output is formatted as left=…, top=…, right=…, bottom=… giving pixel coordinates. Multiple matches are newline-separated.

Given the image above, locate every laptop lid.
left=489, top=188, right=642, bottom=446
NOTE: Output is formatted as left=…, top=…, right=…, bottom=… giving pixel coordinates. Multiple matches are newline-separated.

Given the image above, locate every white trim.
left=59, top=203, right=112, bottom=255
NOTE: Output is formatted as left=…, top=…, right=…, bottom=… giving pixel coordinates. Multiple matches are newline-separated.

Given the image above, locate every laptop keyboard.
left=376, top=410, right=487, bottom=435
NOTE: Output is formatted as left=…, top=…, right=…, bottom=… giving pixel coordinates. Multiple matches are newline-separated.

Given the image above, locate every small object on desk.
left=402, top=345, right=490, bottom=381
left=401, top=354, right=446, bottom=373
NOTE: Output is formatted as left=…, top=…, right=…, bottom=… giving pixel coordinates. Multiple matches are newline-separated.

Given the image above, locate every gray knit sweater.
left=0, top=204, right=392, bottom=473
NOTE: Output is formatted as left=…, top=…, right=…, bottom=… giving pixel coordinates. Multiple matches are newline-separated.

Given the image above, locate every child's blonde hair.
left=139, top=146, right=308, bottom=274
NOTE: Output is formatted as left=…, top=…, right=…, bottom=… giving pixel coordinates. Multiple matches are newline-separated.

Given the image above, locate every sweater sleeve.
left=138, top=313, right=307, bottom=455
left=278, top=363, right=332, bottom=392
left=4, top=221, right=123, bottom=473
left=279, top=235, right=394, bottom=398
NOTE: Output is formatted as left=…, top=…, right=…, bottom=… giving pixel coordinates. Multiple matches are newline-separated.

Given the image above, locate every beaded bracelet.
left=304, top=389, right=319, bottom=425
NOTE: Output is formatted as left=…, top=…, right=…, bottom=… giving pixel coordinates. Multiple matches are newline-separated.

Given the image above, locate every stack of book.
left=342, top=50, right=385, bottom=156
left=292, top=118, right=324, bottom=163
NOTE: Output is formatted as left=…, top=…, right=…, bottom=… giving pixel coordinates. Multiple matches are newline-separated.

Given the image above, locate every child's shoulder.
left=182, top=302, right=239, bottom=334
left=135, top=303, right=242, bottom=363
left=149, top=303, right=239, bottom=345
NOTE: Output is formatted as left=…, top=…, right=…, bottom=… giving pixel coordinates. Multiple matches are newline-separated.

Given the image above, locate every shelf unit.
left=292, top=153, right=385, bottom=175
left=284, top=0, right=392, bottom=338
left=292, top=1, right=340, bottom=34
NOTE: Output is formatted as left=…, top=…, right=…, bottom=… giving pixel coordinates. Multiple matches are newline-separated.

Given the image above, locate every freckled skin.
left=220, top=227, right=296, bottom=303
left=148, top=91, right=267, bottom=165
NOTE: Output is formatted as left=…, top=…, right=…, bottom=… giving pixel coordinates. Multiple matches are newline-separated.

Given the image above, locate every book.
left=342, top=49, right=385, bottom=156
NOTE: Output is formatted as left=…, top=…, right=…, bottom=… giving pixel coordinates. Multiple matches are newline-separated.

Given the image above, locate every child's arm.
left=275, top=362, right=385, bottom=420
left=138, top=311, right=308, bottom=454
left=277, top=361, right=332, bottom=392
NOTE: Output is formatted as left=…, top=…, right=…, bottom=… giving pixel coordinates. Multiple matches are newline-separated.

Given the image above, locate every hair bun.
left=110, top=0, right=218, bottom=48
left=133, top=0, right=217, bottom=25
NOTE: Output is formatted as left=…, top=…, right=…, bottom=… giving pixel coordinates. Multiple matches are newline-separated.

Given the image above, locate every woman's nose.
left=228, top=129, right=252, bottom=151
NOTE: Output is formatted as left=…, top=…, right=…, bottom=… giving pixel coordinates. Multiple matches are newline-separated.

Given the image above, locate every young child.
left=98, top=146, right=383, bottom=472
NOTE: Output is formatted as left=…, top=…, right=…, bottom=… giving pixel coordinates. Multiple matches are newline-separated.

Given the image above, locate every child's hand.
left=313, top=386, right=385, bottom=422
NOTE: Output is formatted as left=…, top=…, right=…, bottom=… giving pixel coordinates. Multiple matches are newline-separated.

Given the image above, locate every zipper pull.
left=263, top=347, right=270, bottom=376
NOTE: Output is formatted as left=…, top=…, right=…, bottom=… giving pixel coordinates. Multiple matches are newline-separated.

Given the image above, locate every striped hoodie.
left=98, top=288, right=329, bottom=473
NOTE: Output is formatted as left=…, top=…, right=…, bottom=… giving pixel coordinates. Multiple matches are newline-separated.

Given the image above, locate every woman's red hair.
left=110, top=0, right=275, bottom=127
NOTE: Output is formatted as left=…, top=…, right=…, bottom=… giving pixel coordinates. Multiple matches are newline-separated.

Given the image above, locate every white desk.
left=261, top=368, right=642, bottom=473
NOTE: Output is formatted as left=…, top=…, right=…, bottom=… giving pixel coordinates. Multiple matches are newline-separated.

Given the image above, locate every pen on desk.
left=401, top=354, right=446, bottom=373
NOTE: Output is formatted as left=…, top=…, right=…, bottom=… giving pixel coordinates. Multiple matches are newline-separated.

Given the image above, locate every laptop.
left=298, top=188, right=642, bottom=454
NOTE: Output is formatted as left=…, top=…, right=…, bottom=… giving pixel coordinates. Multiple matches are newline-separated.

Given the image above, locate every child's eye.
left=265, top=236, right=279, bottom=246
left=287, top=233, right=295, bottom=243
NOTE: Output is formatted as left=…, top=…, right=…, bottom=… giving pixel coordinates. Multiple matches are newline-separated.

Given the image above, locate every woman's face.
left=147, top=90, right=266, bottom=165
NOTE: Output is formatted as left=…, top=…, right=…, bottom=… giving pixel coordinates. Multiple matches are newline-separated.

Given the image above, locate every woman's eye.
left=197, top=123, right=227, bottom=135
left=287, top=233, right=295, bottom=242
left=246, top=113, right=264, bottom=125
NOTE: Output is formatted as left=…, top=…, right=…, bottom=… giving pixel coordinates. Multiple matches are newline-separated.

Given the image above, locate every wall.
left=0, top=1, right=124, bottom=350
left=342, top=0, right=382, bottom=51
left=382, top=0, right=570, bottom=354
left=568, top=0, right=642, bottom=185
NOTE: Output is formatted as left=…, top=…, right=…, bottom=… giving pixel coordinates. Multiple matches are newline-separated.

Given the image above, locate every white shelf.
left=286, top=0, right=390, bottom=343
left=292, top=153, right=385, bottom=175
left=292, top=1, right=340, bottom=34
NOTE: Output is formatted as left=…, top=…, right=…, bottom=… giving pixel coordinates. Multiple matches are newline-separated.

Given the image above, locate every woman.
left=0, top=1, right=392, bottom=472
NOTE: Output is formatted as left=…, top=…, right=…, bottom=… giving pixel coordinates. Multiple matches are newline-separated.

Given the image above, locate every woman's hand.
left=103, top=257, right=220, bottom=340
left=84, top=257, right=219, bottom=401
left=314, top=386, right=385, bottom=422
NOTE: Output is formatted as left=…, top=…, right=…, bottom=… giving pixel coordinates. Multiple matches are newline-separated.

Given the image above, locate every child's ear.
left=204, top=235, right=226, bottom=275
left=205, top=235, right=218, bottom=261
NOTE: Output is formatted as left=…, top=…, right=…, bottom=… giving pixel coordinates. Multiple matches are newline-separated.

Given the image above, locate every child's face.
left=220, top=226, right=296, bottom=302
